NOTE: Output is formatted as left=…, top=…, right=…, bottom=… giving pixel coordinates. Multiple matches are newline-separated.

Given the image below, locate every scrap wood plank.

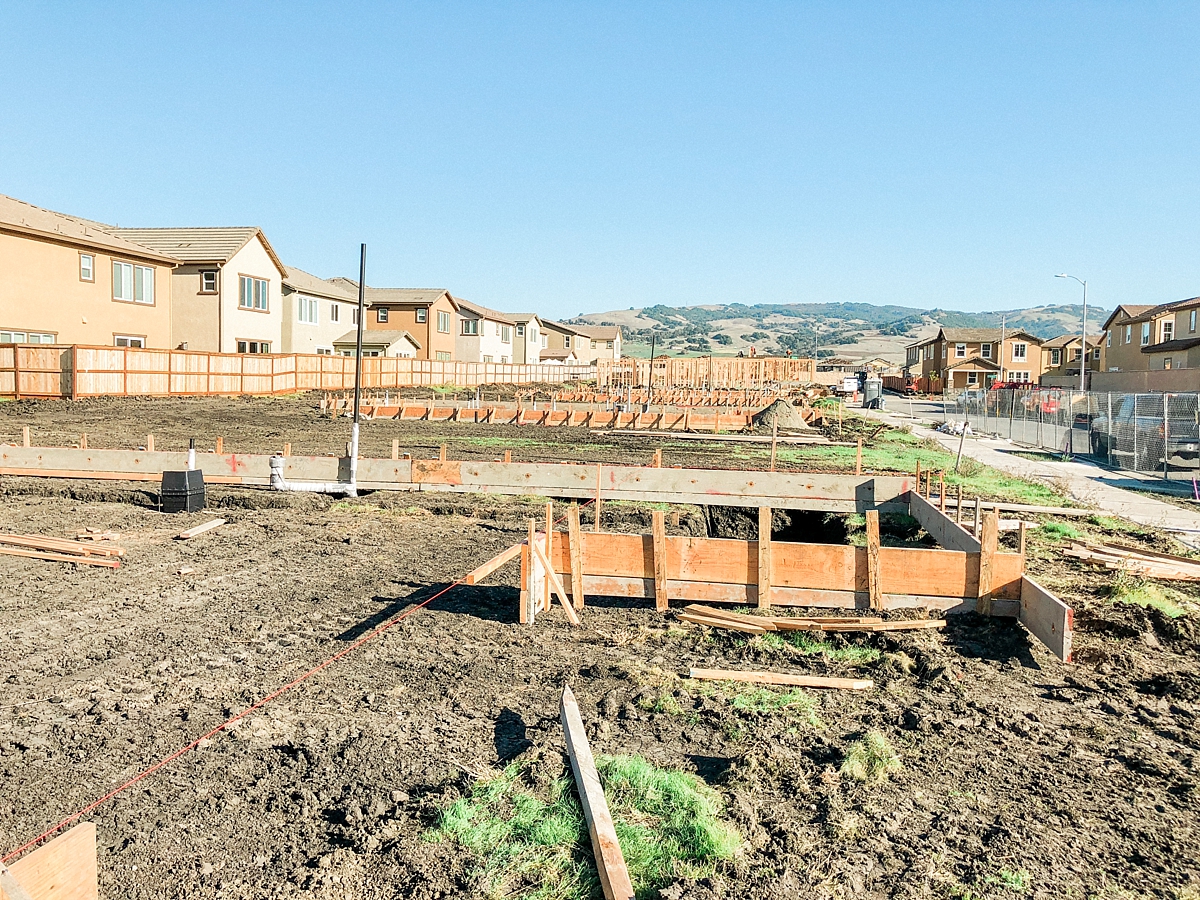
left=2, top=821, right=97, bottom=900
left=463, top=541, right=524, bottom=585
left=531, top=537, right=582, bottom=626
left=0, top=546, right=119, bottom=568
left=816, top=619, right=946, bottom=633
left=689, top=667, right=874, bottom=691
left=677, top=612, right=768, bottom=635
left=560, top=686, right=635, bottom=900
left=0, top=534, right=123, bottom=557
left=1099, top=541, right=1200, bottom=565
left=568, top=504, right=585, bottom=609
left=682, top=604, right=778, bottom=630
left=176, top=519, right=226, bottom=540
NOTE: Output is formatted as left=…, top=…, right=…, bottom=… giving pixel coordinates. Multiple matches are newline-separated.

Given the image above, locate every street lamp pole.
left=1056, top=273, right=1088, bottom=391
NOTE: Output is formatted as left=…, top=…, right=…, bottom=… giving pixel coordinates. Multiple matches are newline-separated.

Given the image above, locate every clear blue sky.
left=2, top=2, right=1197, bottom=319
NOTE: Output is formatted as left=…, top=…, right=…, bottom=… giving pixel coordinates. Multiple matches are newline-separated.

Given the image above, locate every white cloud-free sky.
left=2, top=2, right=1197, bottom=319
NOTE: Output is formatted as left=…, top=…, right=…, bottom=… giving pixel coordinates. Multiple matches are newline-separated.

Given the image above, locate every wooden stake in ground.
left=529, top=537, right=581, bottom=626
left=559, top=686, right=635, bottom=900
left=689, top=668, right=874, bottom=691
left=939, top=472, right=946, bottom=513
left=855, top=436, right=862, bottom=475
left=915, top=461, right=921, bottom=495
left=79, top=433, right=87, bottom=450
left=215, top=436, right=223, bottom=454
left=568, top=503, right=585, bottom=609
left=146, top=434, right=154, bottom=452
left=21, top=425, right=29, bottom=448
left=653, top=448, right=662, bottom=468
left=544, top=501, right=554, bottom=612
left=283, top=442, right=291, bottom=457
left=651, top=509, right=669, bottom=611
left=504, top=449, right=511, bottom=463
left=973, top=497, right=982, bottom=537
left=1018, top=521, right=1027, bottom=557
left=391, top=439, right=399, bottom=460
left=757, top=506, right=772, bottom=610
left=769, top=418, right=779, bottom=472
left=977, top=511, right=998, bottom=615
left=593, top=464, right=603, bottom=533
left=439, top=444, right=448, bottom=462
left=956, top=484, right=964, bottom=524
left=865, top=509, right=882, bottom=610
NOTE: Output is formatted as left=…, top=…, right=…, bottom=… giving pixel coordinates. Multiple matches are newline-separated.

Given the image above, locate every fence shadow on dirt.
left=334, top=583, right=520, bottom=640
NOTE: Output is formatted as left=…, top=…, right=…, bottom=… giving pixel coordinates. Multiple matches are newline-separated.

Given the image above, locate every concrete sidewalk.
left=861, top=407, right=1200, bottom=540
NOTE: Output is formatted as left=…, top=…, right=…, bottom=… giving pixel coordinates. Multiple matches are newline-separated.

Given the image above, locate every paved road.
left=861, top=403, right=1200, bottom=542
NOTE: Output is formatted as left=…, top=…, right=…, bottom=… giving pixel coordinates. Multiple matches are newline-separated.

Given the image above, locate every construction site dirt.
left=0, top=398, right=1197, bottom=899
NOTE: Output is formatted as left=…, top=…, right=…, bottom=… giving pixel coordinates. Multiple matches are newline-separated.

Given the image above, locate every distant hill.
left=568, top=302, right=1108, bottom=362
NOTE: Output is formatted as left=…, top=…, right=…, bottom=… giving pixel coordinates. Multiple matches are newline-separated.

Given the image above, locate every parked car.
left=1090, top=394, right=1200, bottom=470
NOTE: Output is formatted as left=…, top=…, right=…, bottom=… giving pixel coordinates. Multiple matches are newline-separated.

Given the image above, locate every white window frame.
left=376, top=307, right=389, bottom=323
left=437, top=311, right=451, bottom=333
left=501, top=325, right=511, bottom=343
left=1192, top=310, right=1198, bottom=333
left=1, top=330, right=56, bottom=343
left=200, top=270, right=218, bottom=293
left=239, top=275, right=268, bottom=311
left=1163, top=320, right=1174, bottom=342
left=1106, top=331, right=1111, bottom=347
left=482, top=354, right=493, bottom=363
left=79, top=253, right=94, bottom=282
left=1141, top=322, right=1151, bottom=346
left=114, top=335, right=145, bottom=348
left=1093, top=347, right=1101, bottom=360
left=1010, top=371, right=1030, bottom=383
left=416, top=308, right=427, bottom=323
left=1050, top=349, right=1061, bottom=366
left=297, top=296, right=319, bottom=325
left=112, top=261, right=133, bottom=301
left=564, top=335, right=571, bottom=348
left=330, top=303, right=340, bottom=323
left=462, top=318, right=479, bottom=336
left=955, top=343, right=966, bottom=358
left=236, top=340, right=271, bottom=354
left=967, top=372, right=978, bottom=385
left=516, top=324, right=525, bottom=336
left=1125, top=324, right=1132, bottom=344
left=1011, top=342, right=1027, bottom=362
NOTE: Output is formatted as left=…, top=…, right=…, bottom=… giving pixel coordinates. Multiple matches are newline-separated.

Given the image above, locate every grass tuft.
left=839, top=730, right=902, bottom=784
left=429, top=756, right=740, bottom=899
left=1105, top=570, right=1192, bottom=618
left=1040, top=521, right=1082, bottom=541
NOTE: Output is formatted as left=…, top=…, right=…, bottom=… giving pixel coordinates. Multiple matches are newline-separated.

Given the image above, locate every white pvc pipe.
left=269, top=455, right=356, bottom=496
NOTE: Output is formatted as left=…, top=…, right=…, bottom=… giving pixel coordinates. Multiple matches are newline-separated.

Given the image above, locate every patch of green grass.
left=1106, top=570, right=1192, bottom=618
left=637, top=693, right=684, bottom=716
left=1040, top=521, right=1082, bottom=541
left=729, top=687, right=820, bottom=724
left=986, top=868, right=1031, bottom=891
left=839, top=730, right=902, bottom=784
left=429, top=757, right=739, bottom=899
left=781, top=630, right=882, bottom=665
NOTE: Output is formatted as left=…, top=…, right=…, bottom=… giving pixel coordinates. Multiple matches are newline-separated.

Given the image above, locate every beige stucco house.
left=111, top=227, right=286, bottom=354
left=506, top=313, right=543, bottom=364
left=281, top=266, right=364, bottom=355
left=910, top=328, right=1045, bottom=392
left=570, top=324, right=622, bottom=363
left=0, top=193, right=178, bottom=347
left=455, top=298, right=516, bottom=363
left=1039, top=334, right=1102, bottom=383
left=540, top=320, right=589, bottom=360
left=330, top=283, right=459, bottom=361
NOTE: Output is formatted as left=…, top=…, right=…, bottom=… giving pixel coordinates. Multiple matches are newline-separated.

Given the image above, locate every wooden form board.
left=908, top=492, right=981, bottom=553
left=1, top=823, right=97, bottom=900
left=1019, top=575, right=1073, bottom=662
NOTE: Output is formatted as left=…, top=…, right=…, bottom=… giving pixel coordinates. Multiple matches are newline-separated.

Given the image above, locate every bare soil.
left=0, top=399, right=1197, bottom=899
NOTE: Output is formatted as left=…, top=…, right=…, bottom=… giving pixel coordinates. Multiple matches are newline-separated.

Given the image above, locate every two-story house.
left=110, top=227, right=286, bottom=354
left=914, top=328, right=1045, bottom=392
left=0, top=194, right=178, bottom=348
left=1101, top=300, right=1200, bottom=373
left=455, top=298, right=517, bottom=363
left=281, top=266, right=365, bottom=355
left=570, top=324, right=622, bottom=363
left=1040, top=335, right=1102, bottom=383
left=507, top=313, right=544, bottom=364
left=540, top=320, right=589, bottom=360
left=329, top=283, right=459, bottom=361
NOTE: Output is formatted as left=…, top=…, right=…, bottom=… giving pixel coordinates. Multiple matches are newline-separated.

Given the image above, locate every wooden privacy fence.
left=0, top=344, right=596, bottom=399
left=597, top=356, right=816, bottom=389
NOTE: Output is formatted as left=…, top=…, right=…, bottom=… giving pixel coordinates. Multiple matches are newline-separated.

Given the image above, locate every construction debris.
left=1064, top=542, right=1200, bottom=581
left=689, top=667, right=874, bottom=691
left=678, top=604, right=944, bottom=634
left=176, top=519, right=226, bottom=540
left=0, top=533, right=123, bottom=558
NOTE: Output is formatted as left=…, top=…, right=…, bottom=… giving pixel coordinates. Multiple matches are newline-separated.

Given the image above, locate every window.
left=1192, top=310, right=1198, bottom=333
left=351, top=307, right=358, bottom=326
left=1010, top=371, right=1030, bottom=382
left=564, top=335, right=571, bottom=348
left=1050, top=349, right=1061, bottom=366
left=501, top=325, right=511, bottom=343
left=200, top=270, right=218, bottom=293
left=298, top=296, right=319, bottom=325
left=437, top=311, right=451, bottom=333
left=1165, top=357, right=1173, bottom=370
left=239, top=275, right=268, bottom=310
left=1163, top=320, right=1174, bottom=342
left=967, top=372, right=979, bottom=385
left=1125, top=324, right=1132, bottom=344
left=236, top=340, right=271, bottom=353
left=607, top=340, right=613, bottom=349
left=955, top=343, right=966, bottom=358
left=376, top=307, right=389, bottom=323
left=1072, top=348, right=1082, bottom=361
left=592, top=339, right=598, bottom=349
left=1093, top=347, right=1101, bottom=360
left=501, top=356, right=509, bottom=364
left=482, top=354, right=493, bottom=363
left=0, top=330, right=56, bottom=343
left=1106, top=331, right=1111, bottom=347
left=435, top=350, right=452, bottom=361
left=1141, top=322, right=1151, bottom=345
left=114, top=335, right=145, bottom=348
left=941, top=344, right=946, bottom=358
left=113, top=262, right=155, bottom=304
left=1011, top=342, right=1027, bottom=362
left=317, top=348, right=332, bottom=355
left=541, top=334, right=547, bottom=348
left=330, top=303, right=340, bottom=323
left=516, top=324, right=525, bottom=336
left=462, top=319, right=479, bottom=335
left=79, top=253, right=94, bottom=282
left=416, top=308, right=427, bottom=323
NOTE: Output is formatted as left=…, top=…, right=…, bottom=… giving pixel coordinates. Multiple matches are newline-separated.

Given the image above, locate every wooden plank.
left=689, top=668, right=873, bottom=691
left=463, top=542, right=523, bottom=585
left=523, top=519, right=542, bottom=625
left=0, top=535, right=122, bottom=557
left=977, top=512, right=999, bottom=616
left=568, top=504, right=585, bottom=609
left=0, top=865, right=34, bottom=900
left=1019, top=575, right=1073, bottom=662
left=817, top=619, right=946, bottom=633
left=176, top=518, right=226, bottom=540
left=559, top=685, right=635, bottom=900
left=531, top=537, right=581, bottom=626
left=3, top=822, right=97, bottom=900
left=865, top=509, right=882, bottom=610
left=652, top=510, right=668, bottom=611
left=593, top=463, right=603, bottom=532
left=757, top=507, right=772, bottom=610
left=682, top=604, right=778, bottom=630
left=678, top=612, right=768, bottom=634
left=0, top=546, right=119, bottom=568
left=909, top=491, right=980, bottom=553
left=544, top=502, right=553, bottom=612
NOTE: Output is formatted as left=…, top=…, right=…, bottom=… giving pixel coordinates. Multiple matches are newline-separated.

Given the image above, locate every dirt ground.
left=0, top=399, right=1198, bottom=899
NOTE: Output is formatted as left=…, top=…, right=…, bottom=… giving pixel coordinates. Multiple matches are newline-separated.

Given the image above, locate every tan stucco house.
left=281, top=266, right=365, bottom=355
left=911, top=328, right=1045, bottom=392
left=569, top=324, right=622, bottom=363
left=1039, top=334, right=1102, bottom=383
left=0, top=193, right=178, bottom=347
left=455, top=298, right=516, bottom=363
left=110, top=227, right=286, bottom=354
left=507, top=314, right=544, bottom=364
left=330, top=283, right=459, bottom=361
left=540, top=320, right=589, bottom=360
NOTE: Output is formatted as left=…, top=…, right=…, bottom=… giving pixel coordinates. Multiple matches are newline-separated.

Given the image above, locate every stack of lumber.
left=0, top=534, right=123, bottom=568
left=677, top=604, right=946, bottom=634
left=1064, top=542, right=1200, bottom=581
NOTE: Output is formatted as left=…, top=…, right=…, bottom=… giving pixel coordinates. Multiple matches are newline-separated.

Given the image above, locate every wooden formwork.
left=519, top=491, right=1072, bottom=661
left=596, top=356, right=817, bottom=389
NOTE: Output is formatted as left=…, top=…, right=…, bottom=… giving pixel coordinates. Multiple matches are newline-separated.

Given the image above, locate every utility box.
left=863, top=377, right=885, bottom=409
left=161, top=470, right=206, bottom=513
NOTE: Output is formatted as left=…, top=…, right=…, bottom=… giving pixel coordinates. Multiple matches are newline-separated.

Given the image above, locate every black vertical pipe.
left=353, top=244, right=367, bottom=424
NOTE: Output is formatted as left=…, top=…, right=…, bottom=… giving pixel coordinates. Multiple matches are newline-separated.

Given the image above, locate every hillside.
left=569, top=303, right=1108, bottom=362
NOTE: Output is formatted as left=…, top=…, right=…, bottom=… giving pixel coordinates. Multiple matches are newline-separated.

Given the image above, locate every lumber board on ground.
left=682, top=604, right=778, bottom=629
left=3, top=822, right=97, bottom=900
left=0, top=546, right=119, bottom=568
left=0, top=535, right=122, bottom=557
left=176, top=519, right=226, bottom=540
left=464, top=542, right=524, bottom=585
left=689, top=668, right=874, bottom=691
left=560, top=686, right=635, bottom=900
left=1019, top=575, right=1073, bottom=662
left=908, top=492, right=980, bottom=553
left=677, top=612, right=769, bottom=634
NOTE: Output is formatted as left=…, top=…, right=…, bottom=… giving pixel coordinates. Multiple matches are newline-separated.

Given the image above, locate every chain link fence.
left=934, top=388, right=1200, bottom=481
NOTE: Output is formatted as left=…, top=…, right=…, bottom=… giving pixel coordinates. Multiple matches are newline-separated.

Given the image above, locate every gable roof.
left=331, top=329, right=421, bottom=350
left=570, top=323, right=621, bottom=341
left=282, top=265, right=362, bottom=303
left=539, top=348, right=577, bottom=360
left=540, top=319, right=590, bottom=337
left=1101, top=304, right=1162, bottom=330
left=1041, top=333, right=1102, bottom=350
left=0, top=193, right=181, bottom=264
left=946, top=356, right=1001, bottom=371
left=110, top=227, right=286, bottom=277
left=507, top=312, right=542, bottom=324
left=937, top=327, right=1042, bottom=344
left=332, top=283, right=459, bottom=310
left=456, top=297, right=515, bottom=325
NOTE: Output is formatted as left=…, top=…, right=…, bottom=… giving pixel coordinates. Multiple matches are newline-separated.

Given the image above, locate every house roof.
left=937, top=328, right=1042, bottom=344
left=0, top=193, right=181, bottom=264
left=1101, top=304, right=1164, bottom=329
left=507, top=312, right=541, bottom=324
left=1041, top=333, right=1102, bottom=349
left=283, top=265, right=362, bottom=303
left=331, top=329, right=421, bottom=350
left=540, top=319, right=590, bottom=336
left=570, top=324, right=621, bottom=341
left=1141, top=336, right=1200, bottom=354
left=539, top=348, right=577, bottom=360
left=946, top=356, right=1001, bottom=371
left=456, top=297, right=515, bottom=325
left=331, top=283, right=459, bottom=310
left=109, top=227, right=287, bottom=276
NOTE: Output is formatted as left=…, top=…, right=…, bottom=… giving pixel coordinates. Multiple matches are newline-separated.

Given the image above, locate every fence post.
left=1133, top=394, right=1139, bottom=472
left=1107, top=393, right=1113, bottom=467
left=1164, top=393, right=1171, bottom=481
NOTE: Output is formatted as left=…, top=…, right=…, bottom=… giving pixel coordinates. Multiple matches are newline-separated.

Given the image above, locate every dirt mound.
left=751, top=398, right=812, bottom=432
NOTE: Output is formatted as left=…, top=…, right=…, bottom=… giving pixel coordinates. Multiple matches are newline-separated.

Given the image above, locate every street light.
left=1055, top=273, right=1088, bottom=391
